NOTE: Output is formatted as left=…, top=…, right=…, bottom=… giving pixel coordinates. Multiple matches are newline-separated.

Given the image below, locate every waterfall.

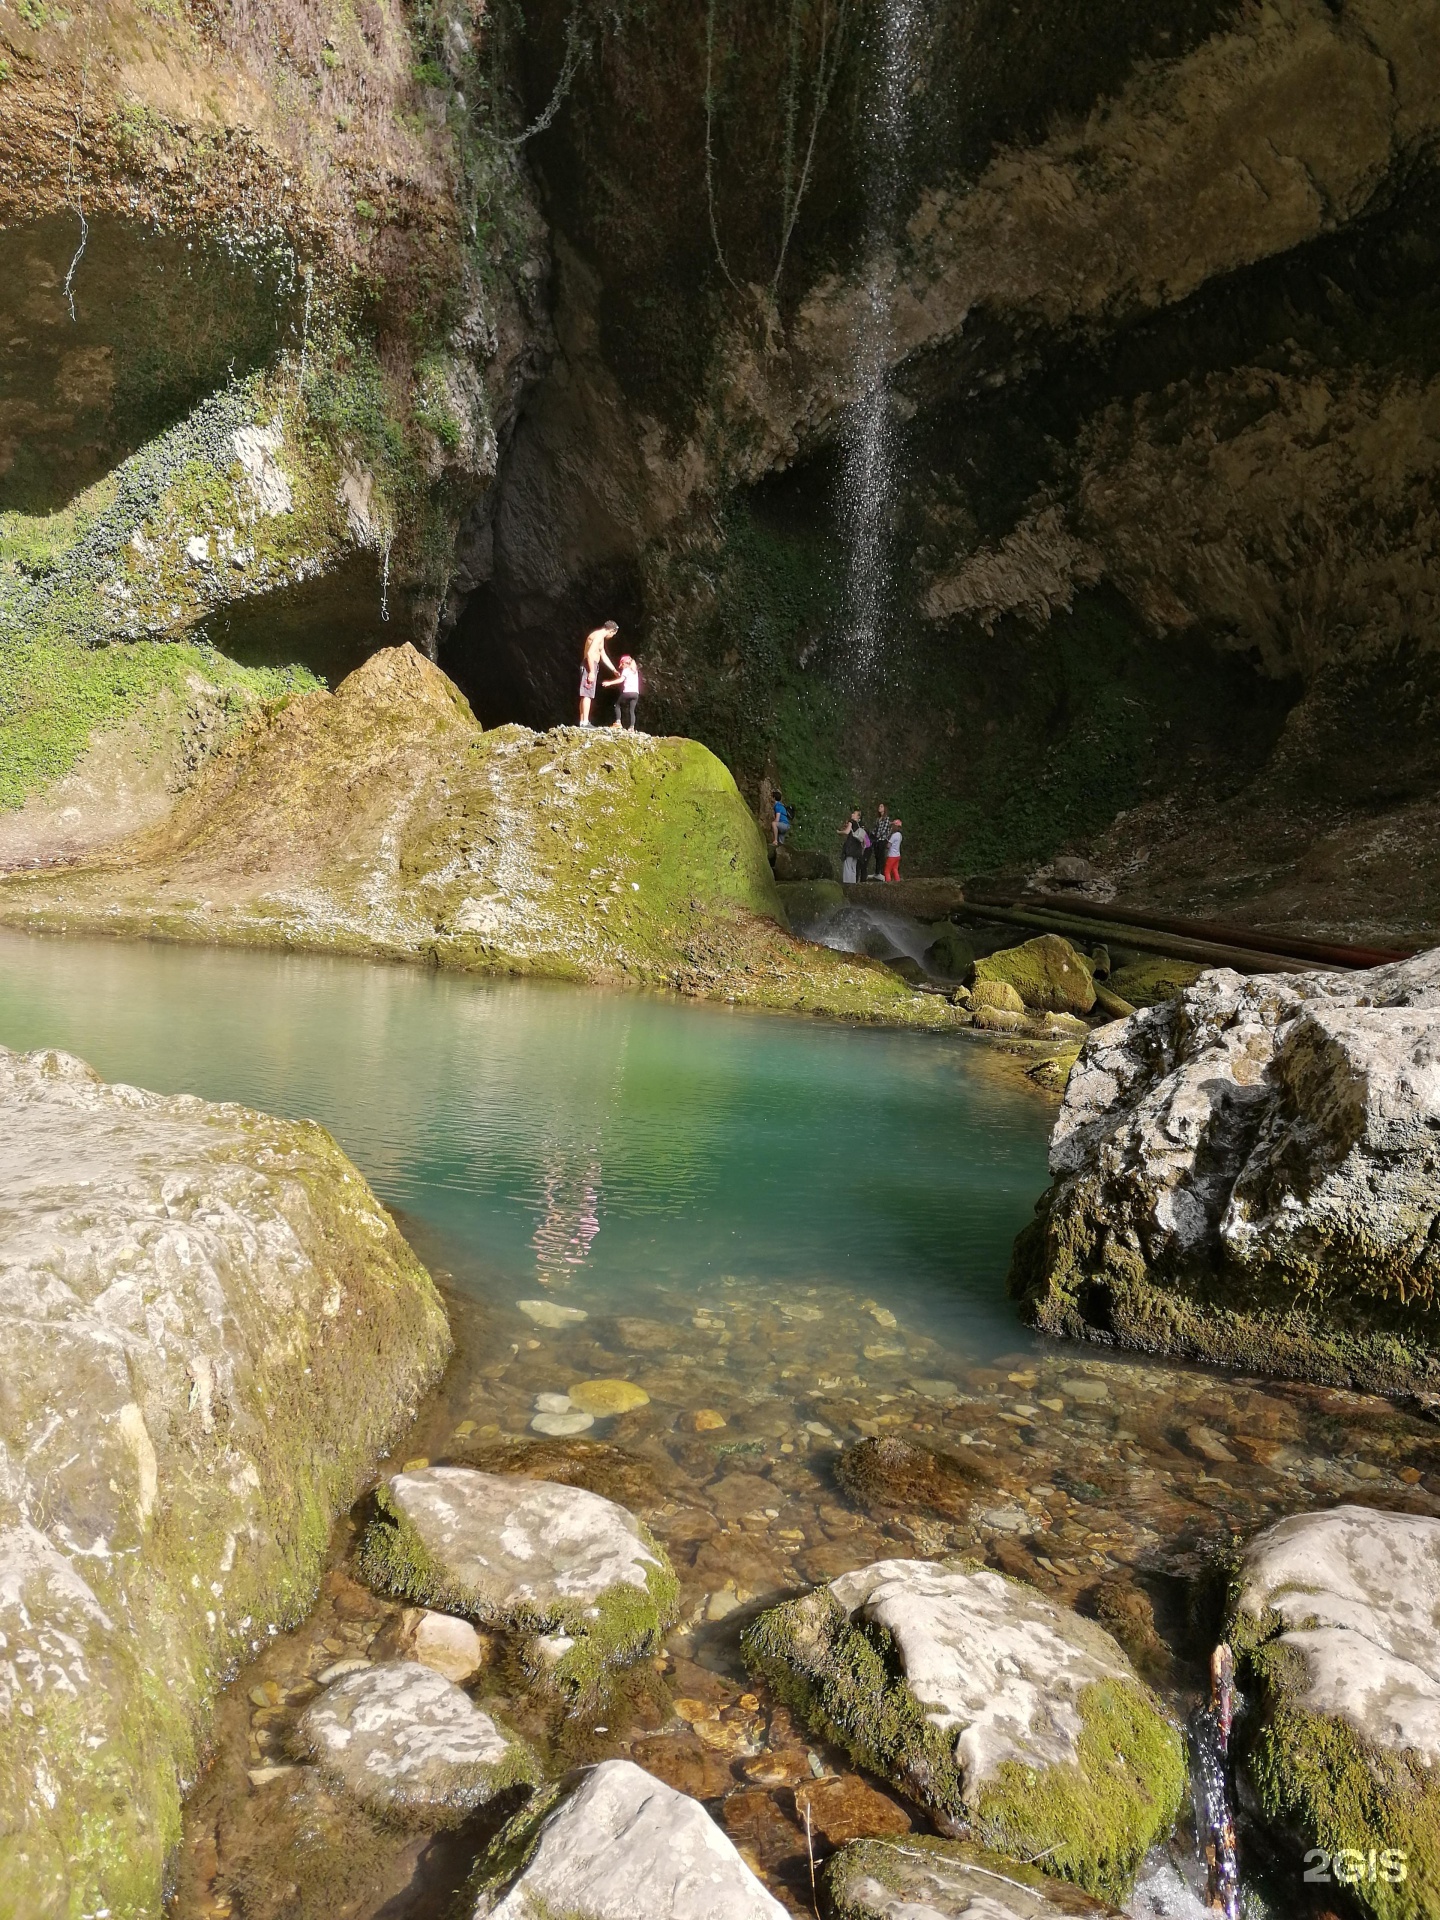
left=839, top=0, right=920, bottom=676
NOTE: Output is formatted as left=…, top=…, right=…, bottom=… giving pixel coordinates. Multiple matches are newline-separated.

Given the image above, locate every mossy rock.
left=1104, top=955, right=1206, bottom=1007
left=1227, top=1506, right=1440, bottom=1920
left=923, top=925, right=976, bottom=978
left=971, top=935, right=1097, bottom=1014
left=778, top=877, right=846, bottom=924
left=359, top=1465, right=679, bottom=1699
left=835, top=1435, right=993, bottom=1525
left=970, top=978, right=1027, bottom=1014
left=825, top=1834, right=1122, bottom=1917
left=741, top=1560, right=1185, bottom=1906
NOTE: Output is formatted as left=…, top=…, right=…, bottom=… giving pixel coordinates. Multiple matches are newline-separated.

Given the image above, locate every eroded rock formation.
left=0, top=1042, right=449, bottom=1918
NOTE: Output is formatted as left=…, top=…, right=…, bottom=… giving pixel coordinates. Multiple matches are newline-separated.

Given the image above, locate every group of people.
left=578, top=622, right=642, bottom=731
left=838, top=803, right=902, bottom=884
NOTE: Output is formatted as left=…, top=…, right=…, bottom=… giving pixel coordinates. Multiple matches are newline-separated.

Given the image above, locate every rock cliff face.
left=438, top=0, right=1440, bottom=937
left=0, top=1042, right=449, bottom=1919
left=4, top=0, right=1436, bottom=938
left=1009, top=950, right=1440, bottom=1395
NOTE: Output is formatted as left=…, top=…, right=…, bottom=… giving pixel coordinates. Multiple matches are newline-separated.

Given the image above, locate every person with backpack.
left=604, top=654, right=642, bottom=731
left=836, top=808, right=866, bottom=885
left=883, top=816, right=903, bottom=882
left=771, top=790, right=792, bottom=847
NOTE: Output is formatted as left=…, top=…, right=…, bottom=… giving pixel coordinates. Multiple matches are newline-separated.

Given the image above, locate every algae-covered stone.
left=970, top=978, right=1027, bottom=1014
left=778, top=877, right=846, bottom=926
left=467, top=1757, right=789, bottom=1918
left=1009, top=950, right=1440, bottom=1394
left=971, top=935, right=1097, bottom=1014
left=826, top=1834, right=1122, bottom=1917
left=1104, top=956, right=1205, bottom=1008
left=568, top=1379, right=651, bottom=1415
left=359, top=1466, right=678, bottom=1695
left=1227, top=1505, right=1440, bottom=1920
left=741, top=1559, right=1184, bottom=1905
left=296, top=1660, right=537, bottom=1824
left=0, top=1044, right=450, bottom=1920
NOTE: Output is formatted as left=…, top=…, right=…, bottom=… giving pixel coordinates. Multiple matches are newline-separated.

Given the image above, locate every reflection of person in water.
left=531, top=1155, right=602, bottom=1285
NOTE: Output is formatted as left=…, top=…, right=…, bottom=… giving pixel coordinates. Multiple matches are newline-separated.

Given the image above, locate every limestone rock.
left=826, top=1836, right=1121, bottom=1917
left=360, top=1466, right=678, bottom=1693
left=393, top=1607, right=488, bottom=1683
left=296, top=1660, right=536, bottom=1823
left=971, top=936, right=1097, bottom=1015
left=0, top=1044, right=449, bottom=1919
left=742, top=1559, right=1185, bottom=1904
left=1009, top=950, right=1440, bottom=1393
left=468, top=1757, right=790, bottom=1918
left=1228, top=1504, right=1440, bottom=1916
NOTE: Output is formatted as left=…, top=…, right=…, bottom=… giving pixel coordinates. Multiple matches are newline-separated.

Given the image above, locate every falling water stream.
left=839, top=0, right=920, bottom=672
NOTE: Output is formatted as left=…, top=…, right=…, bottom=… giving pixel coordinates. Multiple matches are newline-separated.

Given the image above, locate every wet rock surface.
left=1229, top=1504, right=1440, bottom=1915
left=296, top=1660, right=536, bottom=1822
left=468, top=1757, right=790, bottom=1918
left=1011, top=951, right=1440, bottom=1394
left=825, top=1835, right=1121, bottom=1917
left=743, top=1559, right=1184, bottom=1903
left=0, top=1043, right=449, bottom=1920
left=359, top=1465, right=679, bottom=1691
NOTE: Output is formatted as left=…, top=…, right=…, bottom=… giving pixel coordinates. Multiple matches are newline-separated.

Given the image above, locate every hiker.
left=883, top=816, right=903, bottom=883
left=579, top=621, right=619, bottom=727
left=771, top=790, right=792, bottom=847
left=868, top=801, right=891, bottom=881
left=836, top=808, right=866, bottom=885
left=603, top=653, right=642, bottom=731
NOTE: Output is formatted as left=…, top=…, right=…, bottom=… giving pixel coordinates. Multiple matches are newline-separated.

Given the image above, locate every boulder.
left=1228, top=1505, right=1440, bottom=1919
left=359, top=1466, right=679, bottom=1695
left=923, top=925, right=976, bottom=979
left=970, top=978, right=1027, bottom=1014
left=777, top=877, right=846, bottom=926
left=971, top=935, right=1097, bottom=1015
left=1009, top=950, right=1440, bottom=1394
left=1103, top=956, right=1205, bottom=1008
left=391, top=1607, right=489, bottom=1683
left=741, top=1559, right=1185, bottom=1905
left=835, top=1435, right=992, bottom=1524
left=826, top=1835, right=1121, bottom=1917
left=0, top=1044, right=449, bottom=1919
left=468, top=1757, right=790, bottom=1918
left=296, top=1660, right=537, bottom=1823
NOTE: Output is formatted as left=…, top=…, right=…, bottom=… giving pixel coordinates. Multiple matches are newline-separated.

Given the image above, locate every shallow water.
left=3, top=929, right=1436, bottom=1919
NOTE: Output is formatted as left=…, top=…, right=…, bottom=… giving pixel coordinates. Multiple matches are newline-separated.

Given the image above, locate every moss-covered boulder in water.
left=359, top=1465, right=679, bottom=1698
left=1228, top=1505, right=1440, bottom=1920
left=1010, top=952, right=1440, bottom=1394
left=971, top=935, right=1097, bottom=1014
left=741, top=1558, right=1184, bottom=1906
left=0, top=1044, right=450, bottom=1920
left=0, top=646, right=965, bottom=1028
left=1103, top=955, right=1206, bottom=1008
left=826, top=1835, right=1122, bottom=1917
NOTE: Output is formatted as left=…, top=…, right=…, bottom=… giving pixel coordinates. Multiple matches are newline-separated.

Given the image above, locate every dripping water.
left=839, top=0, right=920, bottom=677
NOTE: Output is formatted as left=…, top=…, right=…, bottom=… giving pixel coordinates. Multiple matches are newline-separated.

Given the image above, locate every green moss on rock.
left=971, top=934, right=1097, bottom=1014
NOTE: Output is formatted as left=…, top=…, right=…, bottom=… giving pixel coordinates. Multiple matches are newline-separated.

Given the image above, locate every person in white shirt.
left=883, top=818, right=902, bottom=882
left=604, top=654, right=642, bottom=731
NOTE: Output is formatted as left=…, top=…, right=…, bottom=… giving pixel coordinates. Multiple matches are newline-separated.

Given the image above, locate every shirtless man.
left=579, top=621, right=619, bottom=726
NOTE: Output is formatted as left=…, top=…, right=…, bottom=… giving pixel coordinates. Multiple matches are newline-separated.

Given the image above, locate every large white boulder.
left=359, top=1465, right=678, bottom=1692
left=1010, top=951, right=1440, bottom=1393
left=743, top=1559, right=1185, bottom=1905
left=0, top=1044, right=449, bottom=1919
left=296, top=1660, right=536, bottom=1821
left=470, top=1758, right=790, bottom=1919
left=1229, top=1505, right=1440, bottom=1919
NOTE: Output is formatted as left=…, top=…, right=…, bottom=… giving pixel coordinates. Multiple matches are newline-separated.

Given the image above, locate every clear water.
left=0, top=927, right=1048, bottom=1359
left=4, top=929, right=1432, bottom=1919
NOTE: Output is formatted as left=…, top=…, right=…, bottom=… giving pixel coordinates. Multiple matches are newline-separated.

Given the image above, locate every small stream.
left=2, top=929, right=1436, bottom=1918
